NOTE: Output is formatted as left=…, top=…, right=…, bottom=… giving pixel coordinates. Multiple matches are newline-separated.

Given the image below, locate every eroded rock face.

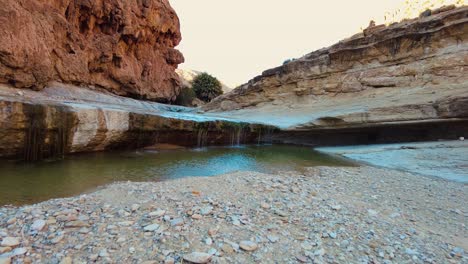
left=0, top=84, right=272, bottom=161
left=0, top=0, right=184, bottom=102
left=204, top=6, right=468, bottom=131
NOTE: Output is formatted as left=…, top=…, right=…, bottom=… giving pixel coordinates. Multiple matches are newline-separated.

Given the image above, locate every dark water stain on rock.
left=22, top=104, right=77, bottom=162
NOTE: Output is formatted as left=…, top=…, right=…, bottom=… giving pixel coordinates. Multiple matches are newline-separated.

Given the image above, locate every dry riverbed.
left=0, top=166, right=466, bottom=264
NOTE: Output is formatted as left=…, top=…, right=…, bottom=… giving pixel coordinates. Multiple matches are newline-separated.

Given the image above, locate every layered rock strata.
left=0, top=84, right=273, bottom=161
left=204, top=6, right=468, bottom=134
left=0, top=0, right=184, bottom=102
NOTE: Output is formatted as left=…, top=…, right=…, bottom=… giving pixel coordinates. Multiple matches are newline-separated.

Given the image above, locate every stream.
left=0, top=144, right=353, bottom=206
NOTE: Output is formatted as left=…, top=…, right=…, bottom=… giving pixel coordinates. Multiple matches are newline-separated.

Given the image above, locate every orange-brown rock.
left=0, top=0, right=184, bottom=102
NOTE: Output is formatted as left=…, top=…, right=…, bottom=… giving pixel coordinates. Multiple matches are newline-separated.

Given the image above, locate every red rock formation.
left=0, top=0, right=184, bottom=102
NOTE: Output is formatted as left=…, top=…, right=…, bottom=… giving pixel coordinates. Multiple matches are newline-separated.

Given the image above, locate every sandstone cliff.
left=204, top=6, right=468, bottom=133
left=0, top=0, right=184, bottom=102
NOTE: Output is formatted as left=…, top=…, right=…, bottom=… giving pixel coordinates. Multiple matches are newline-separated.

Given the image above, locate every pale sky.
left=168, top=0, right=455, bottom=87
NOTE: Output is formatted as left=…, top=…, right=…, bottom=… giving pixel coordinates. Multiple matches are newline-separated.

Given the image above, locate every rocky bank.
left=0, top=166, right=466, bottom=263
left=0, top=0, right=184, bottom=102
left=0, top=83, right=273, bottom=161
left=204, top=6, right=468, bottom=137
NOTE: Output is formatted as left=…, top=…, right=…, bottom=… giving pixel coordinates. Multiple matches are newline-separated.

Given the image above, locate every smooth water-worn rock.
left=0, top=84, right=273, bottom=161
left=204, top=6, right=468, bottom=132
left=182, top=252, right=212, bottom=264
left=0, top=0, right=183, bottom=102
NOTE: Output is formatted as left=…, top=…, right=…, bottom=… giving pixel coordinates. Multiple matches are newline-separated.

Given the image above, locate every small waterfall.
left=197, top=128, right=208, bottom=148
left=229, top=124, right=246, bottom=147
left=23, top=105, right=46, bottom=162
left=256, top=126, right=275, bottom=145
left=24, top=125, right=45, bottom=162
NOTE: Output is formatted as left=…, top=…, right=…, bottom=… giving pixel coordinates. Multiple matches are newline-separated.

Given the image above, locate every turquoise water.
left=0, top=145, right=353, bottom=206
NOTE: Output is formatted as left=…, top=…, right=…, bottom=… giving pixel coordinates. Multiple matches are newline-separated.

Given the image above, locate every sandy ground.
left=0, top=166, right=466, bottom=264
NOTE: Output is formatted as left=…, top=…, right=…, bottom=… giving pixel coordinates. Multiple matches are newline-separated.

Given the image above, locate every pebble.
left=131, top=204, right=140, bottom=212
left=301, top=242, right=313, bottom=250
left=50, top=235, right=64, bottom=244
left=0, top=237, right=20, bottom=248
left=118, top=221, right=133, bottom=227
left=314, top=248, right=325, bottom=256
left=208, top=229, right=218, bottom=236
left=183, top=252, right=212, bottom=264
left=64, top=220, right=88, bottom=228
left=208, top=248, right=217, bottom=255
left=405, top=248, right=418, bottom=255
left=340, top=240, right=350, bottom=248
left=99, top=249, right=110, bottom=258
left=170, top=218, right=184, bottom=226
left=143, top=224, right=160, bottom=232
left=273, top=209, right=289, bottom=217
left=11, top=247, right=27, bottom=256
left=30, top=219, right=46, bottom=231
left=192, top=214, right=202, bottom=220
left=221, top=244, right=235, bottom=254
left=368, top=209, right=378, bottom=217
left=331, top=205, right=342, bottom=211
left=200, top=206, right=213, bottom=215
left=149, top=210, right=166, bottom=217
left=329, top=232, right=337, bottom=239
left=60, top=257, right=72, bottom=264
left=267, top=235, right=279, bottom=243
left=450, top=247, right=464, bottom=258
left=239, top=241, right=258, bottom=251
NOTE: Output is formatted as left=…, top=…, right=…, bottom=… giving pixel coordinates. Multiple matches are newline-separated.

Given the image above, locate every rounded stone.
left=239, top=241, right=258, bottom=251
left=183, top=252, right=212, bottom=264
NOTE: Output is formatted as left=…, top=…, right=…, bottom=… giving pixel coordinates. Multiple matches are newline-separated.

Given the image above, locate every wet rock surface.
left=0, top=84, right=272, bottom=161
left=0, top=0, right=183, bottom=102
left=318, top=140, right=468, bottom=183
left=0, top=166, right=466, bottom=263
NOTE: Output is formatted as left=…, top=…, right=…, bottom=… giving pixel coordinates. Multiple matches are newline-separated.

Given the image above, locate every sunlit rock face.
left=0, top=0, right=184, bottom=102
left=204, top=6, right=468, bottom=131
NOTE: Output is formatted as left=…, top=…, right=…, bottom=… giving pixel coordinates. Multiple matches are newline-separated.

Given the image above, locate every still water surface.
left=0, top=145, right=353, bottom=206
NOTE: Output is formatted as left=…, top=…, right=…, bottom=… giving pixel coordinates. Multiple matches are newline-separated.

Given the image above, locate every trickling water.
left=257, top=126, right=275, bottom=145
left=196, top=128, right=208, bottom=148
left=0, top=145, right=354, bottom=206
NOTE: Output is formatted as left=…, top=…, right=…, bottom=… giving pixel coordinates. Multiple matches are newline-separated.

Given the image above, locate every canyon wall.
left=204, top=6, right=468, bottom=134
left=0, top=0, right=184, bottom=102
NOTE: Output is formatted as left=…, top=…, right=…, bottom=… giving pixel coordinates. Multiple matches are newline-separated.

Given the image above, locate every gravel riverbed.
left=0, top=166, right=466, bottom=264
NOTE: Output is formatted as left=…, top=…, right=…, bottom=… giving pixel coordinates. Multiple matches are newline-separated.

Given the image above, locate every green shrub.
left=192, top=73, right=223, bottom=102
left=175, top=87, right=196, bottom=106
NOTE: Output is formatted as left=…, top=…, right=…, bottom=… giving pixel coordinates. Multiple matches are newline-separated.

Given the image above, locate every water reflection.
left=0, top=145, right=353, bottom=206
